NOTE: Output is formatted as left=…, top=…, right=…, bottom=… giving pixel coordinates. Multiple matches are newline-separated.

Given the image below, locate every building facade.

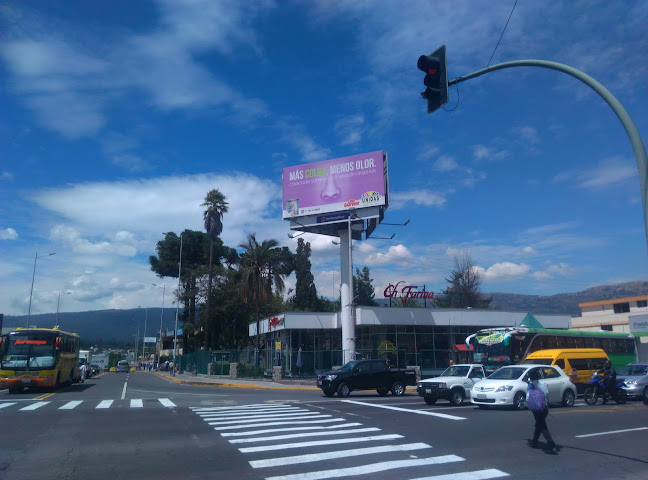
left=249, top=307, right=571, bottom=376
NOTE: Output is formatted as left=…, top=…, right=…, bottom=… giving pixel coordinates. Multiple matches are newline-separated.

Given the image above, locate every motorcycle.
left=583, top=374, right=626, bottom=405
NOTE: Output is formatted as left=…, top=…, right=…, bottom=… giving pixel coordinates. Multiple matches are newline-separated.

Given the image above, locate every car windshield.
left=338, top=361, right=360, bottom=371
left=488, top=367, right=526, bottom=380
left=440, top=366, right=470, bottom=377
left=617, top=365, right=648, bottom=376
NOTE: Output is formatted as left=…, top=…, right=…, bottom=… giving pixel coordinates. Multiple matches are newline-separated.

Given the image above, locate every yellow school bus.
left=0, top=327, right=80, bottom=393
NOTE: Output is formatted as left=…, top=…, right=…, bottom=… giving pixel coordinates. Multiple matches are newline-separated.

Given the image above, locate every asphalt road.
left=1, top=372, right=647, bottom=480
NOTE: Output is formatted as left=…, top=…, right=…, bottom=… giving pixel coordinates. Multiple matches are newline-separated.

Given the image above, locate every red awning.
left=453, top=343, right=473, bottom=351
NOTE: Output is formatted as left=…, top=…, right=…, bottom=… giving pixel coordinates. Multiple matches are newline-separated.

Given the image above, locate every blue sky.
left=1, top=0, right=647, bottom=316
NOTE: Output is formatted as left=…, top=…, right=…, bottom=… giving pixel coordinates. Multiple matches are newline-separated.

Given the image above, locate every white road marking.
left=20, top=402, right=49, bottom=411
left=130, top=399, right=143, bottom=408
left=59, top=401, right=83, bottom=410
left=208, top=414, right=330, bottom=426
left=264, top=455, right=464, bottom=480
left=121, top=381, right=128, bottom=400
left=202, top=411, right=318, bottom=421
left=198, top=407, right=304, bottom=417
left=192, top=403, right=293, bottom=412
left=250, top=442, right=432, bottom=468
left=576, top=427, right=648, bottom=438
left=342, top=400, right=467, bottom=420
left=410, top=468, right=510, bottom=480
left=221, top=422, right=363, bottom=437
left=229, top=427, right=381, bottom=444
left=238, top=434, right=403, bottom=453
left=96, top=400, right=114, bottom=409
left=213, top=418, right=344, bottom=431
left=158, top=398, right=176, bottom=407
left=0, top=403, right=17, bottom=409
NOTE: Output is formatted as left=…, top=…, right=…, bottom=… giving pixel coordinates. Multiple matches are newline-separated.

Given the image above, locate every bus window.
left=555, top=359, right=566, bottom=369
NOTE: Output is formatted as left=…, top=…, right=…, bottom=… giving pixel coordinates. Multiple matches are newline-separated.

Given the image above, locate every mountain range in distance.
left=3, top=281, right=646, bottom=344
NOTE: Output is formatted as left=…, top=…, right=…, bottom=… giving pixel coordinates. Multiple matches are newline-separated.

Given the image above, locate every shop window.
left=637, top=300, right=647, bottom=308
left=613, top=302, right=630, bottom=314
left=600, top=325, right=613, bottom=331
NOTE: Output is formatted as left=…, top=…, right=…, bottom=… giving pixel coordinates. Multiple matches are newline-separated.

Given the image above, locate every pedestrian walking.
left=526, top=368, right=557, bottom=455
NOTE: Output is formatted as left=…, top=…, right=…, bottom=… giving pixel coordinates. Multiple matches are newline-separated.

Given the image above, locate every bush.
left=238, top=363, right=264, bottom=378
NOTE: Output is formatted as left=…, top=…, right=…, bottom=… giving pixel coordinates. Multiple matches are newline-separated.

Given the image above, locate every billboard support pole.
left=339, top=214, right=356, bottom=364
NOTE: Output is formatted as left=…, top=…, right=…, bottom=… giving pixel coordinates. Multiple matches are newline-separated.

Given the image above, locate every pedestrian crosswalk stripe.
left=249, top=442, right=432, bottom=469
left=221, top=422, right=364, bottom=437
left=205, top=411, right=321, bottom=422
left=158, top=398, right=176, bottom=407
left=197, top=407, right=303, bottom=417
left=342, top=400, right=467, bottom=421
left=409, top=468, right=510, bottom=480
left=0, top=403, right=17, bottom=409
left=130, top=399, right=143, bottom=408
left=213, top=418, right=345, bottom=431
left=229, top=426, right=381, bottom=444
left=192, top=403, right=293, bottom=412
left=20, top=401, right=49, bottom=411
left=208, top=413, right=329, bottom=426
left=264, top=454, right=465, bottom=480
left=60, top=401, right=83, bottom=410
left=238, top=434, right=404, bottom=454
left=96, top=400, right=114, bottom=409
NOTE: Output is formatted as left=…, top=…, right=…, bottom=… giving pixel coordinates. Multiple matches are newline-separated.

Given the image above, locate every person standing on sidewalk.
left=526, top=368, right=557, bottom=455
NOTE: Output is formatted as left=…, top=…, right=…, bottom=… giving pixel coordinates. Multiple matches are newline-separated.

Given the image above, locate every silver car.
left=116, top=360, right=130, bottom=372
left=619, top=363, right=648, bottom=398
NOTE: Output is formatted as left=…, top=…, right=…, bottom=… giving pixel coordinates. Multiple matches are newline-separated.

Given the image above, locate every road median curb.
left=154, top=372, right=319, bottom=390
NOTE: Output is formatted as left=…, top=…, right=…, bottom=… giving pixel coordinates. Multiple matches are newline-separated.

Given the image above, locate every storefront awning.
left=453, top=343, right=473, bottom=351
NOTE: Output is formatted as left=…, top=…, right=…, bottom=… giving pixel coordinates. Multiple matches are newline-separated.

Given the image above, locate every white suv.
left=470, top=365, right=576, bottom=410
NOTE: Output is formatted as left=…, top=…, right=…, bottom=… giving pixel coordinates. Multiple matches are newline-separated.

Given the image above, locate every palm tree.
left=201, top=189, right=229, bottom=350
left=238, top=234, right=289, bottom=350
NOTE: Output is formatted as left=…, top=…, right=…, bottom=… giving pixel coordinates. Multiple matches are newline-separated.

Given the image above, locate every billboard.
left=283, top=151, right=386, bottom=219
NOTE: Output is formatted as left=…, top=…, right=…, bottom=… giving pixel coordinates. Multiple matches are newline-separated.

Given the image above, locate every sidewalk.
left=154, top=370, right=319, bottom=390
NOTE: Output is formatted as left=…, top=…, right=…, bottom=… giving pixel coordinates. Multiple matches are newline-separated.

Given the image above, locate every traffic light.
left=417, top=45, right=448, bottom=114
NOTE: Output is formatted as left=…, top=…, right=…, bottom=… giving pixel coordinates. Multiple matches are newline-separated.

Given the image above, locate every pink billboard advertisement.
left=282, top=151, right=386, bottom=219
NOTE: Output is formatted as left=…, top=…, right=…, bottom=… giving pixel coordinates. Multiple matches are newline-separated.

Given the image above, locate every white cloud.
left=417, top=145, right=440, bottom=161
left=0, top=228, right=19, bottom=240
left=2, top=172, right=15, bottom=181
left=577, top=157, right=637, bottom=189
left=515, top=126, right=540, bottom=145
left=389, top=189, right=447, bottom=210
left=112, top=154, right=150, bottom=172
left=334, top=114, right=365, bottom=146
left=472, top=145, right=509, bottom=161
left=474, top=262, right=531, bottom=281
left=364, top=244, right=413, bottom=266
left=434, top=155, right=458, bottom=172
left=531, top=263, right=573, bottom=280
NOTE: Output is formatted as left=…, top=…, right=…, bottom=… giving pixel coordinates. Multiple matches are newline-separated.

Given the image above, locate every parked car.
left=116, top=360, right=130, bottom=372
left=618, top=363, right=648, bottom=399
left=417, top=364, right=486, bottom=405
left=317, top=359, right=417, bottom=397
left=470, top=365, right=576, bottom=410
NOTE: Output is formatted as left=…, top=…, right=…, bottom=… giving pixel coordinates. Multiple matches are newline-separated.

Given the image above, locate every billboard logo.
left=286, top=199, right=299, bottom=216
left=361, top=191, right=381, bottom=204
left=344, top=199, right=360, bottom=207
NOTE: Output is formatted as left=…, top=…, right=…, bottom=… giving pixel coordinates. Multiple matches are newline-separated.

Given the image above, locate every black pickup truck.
left=317, top=359, right=417, bottom=397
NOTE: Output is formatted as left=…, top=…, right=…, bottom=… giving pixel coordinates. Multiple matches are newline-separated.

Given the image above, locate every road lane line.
left=250, top=442, right=432, bottom=468
left=221, top=422, right=364, bottom=437
left=96, top=400, right=114, bottom=409
left=229, top=427, right=381, bottom=444
left=121, top=380, right=128, bottom=400
left=158, top=398, right=176, bottom=408
left=192, top=403, right=294, bottom=411
left=238, top=434, right=403, bottom=453
left=213, top=418, right=344, bottom=431
left=20, top=402, right=50, bottom=411
left=59, top=401, right=83, bottom=410
left=130, top=399, right=143, bottom=408
left=0, top=403, right=17, bottom=409
left=410, top=468, right=510, bottom=480
left=198, top=407, right=304, bottom=417
left=264, top=455, right=464, bottom=480
left=208, top=414, right=329, bottom=426
left=341, top=400, right=467, bottom=420
left=576, top=427, right=648, bottom=438
left=202, top=411, right=318, bottom=421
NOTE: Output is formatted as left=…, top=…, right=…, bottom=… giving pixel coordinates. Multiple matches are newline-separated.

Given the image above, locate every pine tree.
left=354, top=266, right=378, bottom=306
left=433, top=254, right=493, bottom=309
left=292, top=238, right=319, bottom=311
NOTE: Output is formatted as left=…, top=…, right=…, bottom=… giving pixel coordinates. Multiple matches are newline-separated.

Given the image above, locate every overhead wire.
left=487, top=0, right=519, bottom=68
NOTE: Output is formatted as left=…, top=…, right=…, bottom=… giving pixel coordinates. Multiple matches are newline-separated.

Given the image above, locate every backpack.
left=527, top=384, right=548, bottom=412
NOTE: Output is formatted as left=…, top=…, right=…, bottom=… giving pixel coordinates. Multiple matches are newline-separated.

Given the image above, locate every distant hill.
left=4, top=281, right=646, bottom=342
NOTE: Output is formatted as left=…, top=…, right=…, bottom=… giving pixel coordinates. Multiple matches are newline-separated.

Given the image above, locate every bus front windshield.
left=473, top=340, right=511, bottom=367
left=2, top=334, right=56, bottom=370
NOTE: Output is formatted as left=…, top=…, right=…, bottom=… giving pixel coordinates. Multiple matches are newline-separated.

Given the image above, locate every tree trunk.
left=204, top=239, right=214, bottom=350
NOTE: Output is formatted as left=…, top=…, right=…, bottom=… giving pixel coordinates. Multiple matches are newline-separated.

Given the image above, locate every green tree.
left=239, top=234, right=293, bottom=349
left=433, top=254, right=493, bottom=309
left=201, top=189, right=229, bottom=350
left=393, top=296, right=421, bottom=308
left=290, top=238, right=319, bottom=311
left=354, top=266, right=378, bottom=306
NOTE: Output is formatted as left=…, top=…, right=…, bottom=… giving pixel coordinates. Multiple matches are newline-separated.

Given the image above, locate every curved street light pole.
left=55, top=291, right=71, bottom=325
left=153, top=284, right=166, bottom=369
left=27, top=252, right=55, bottom=328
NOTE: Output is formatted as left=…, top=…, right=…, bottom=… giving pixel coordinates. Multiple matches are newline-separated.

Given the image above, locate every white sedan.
left=470, top=365, right=576, bottom=410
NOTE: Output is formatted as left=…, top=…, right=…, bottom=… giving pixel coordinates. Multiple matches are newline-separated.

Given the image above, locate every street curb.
left=154, top=372, right=319, bottom=390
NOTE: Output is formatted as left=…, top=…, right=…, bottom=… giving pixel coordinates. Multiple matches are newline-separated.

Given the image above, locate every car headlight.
left=325, top=374, right=337, bottom=381
left=438, top=382, right=447, bottom=388
left=625, top=380, right=637, bottom=385
left=495, top=385, right=514, bottom=392
left=418, top=382, right=423, bottom=388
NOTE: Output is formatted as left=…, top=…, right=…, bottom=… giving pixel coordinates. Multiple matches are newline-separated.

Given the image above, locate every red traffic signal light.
left=417, top=45, right=448, bottom=114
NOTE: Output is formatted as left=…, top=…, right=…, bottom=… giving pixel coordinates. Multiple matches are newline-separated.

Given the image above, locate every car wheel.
left=337, top=382, right=351, bottom=397
left=8, top=388, right=22, bottom=394
left=561, top=389, right=575, bottom=407
left=449, top=389, right=465, bottom=406
left=643, top=387, right=648, bottom=405
left=391, top=381, right=405, bottom=396
left=322, top=389, right=335, bottom=397
left=424, top=397, right=437, bottom=405
left=513, top=391, right=526, bottom=410
left=377, top=389, right=389, bottom=396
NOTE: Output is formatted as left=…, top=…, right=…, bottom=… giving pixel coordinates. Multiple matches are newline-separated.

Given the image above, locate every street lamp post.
left=173, top=233, right=183, bottom=376
left=153, top=284, right=166, bottom=369
left=55, top=291, right=71, bottom=325
left=27, top=252, right=55, bottom=328
left=139, top=306, right=148, bottom=367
